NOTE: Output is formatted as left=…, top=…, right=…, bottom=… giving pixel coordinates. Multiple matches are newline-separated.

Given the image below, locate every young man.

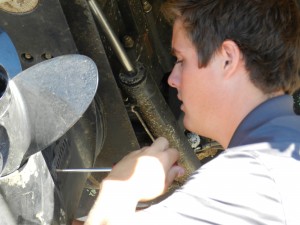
left=84, top=0, right=300, bottom=224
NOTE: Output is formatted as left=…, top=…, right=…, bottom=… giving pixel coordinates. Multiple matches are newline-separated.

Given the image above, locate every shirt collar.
left=228, top=95, right=295, bottom=148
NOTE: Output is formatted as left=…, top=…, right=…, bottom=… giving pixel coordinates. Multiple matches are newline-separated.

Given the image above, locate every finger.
left=140, top=146, right=148, bottom=151
left=123, top=149, right=140, bottom=158
left=72, top=220, right=84, bottom=225
left=149, top=137, right=169, bottom=152
left=138, top=146, right=150, bottom=153
left=161, top=147, right=180, bottom=169
left=165, top=165, right=185, bottom=188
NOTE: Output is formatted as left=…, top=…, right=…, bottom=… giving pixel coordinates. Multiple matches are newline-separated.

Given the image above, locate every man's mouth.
left=177, top=94, right=184, bottom=110
left=177, top=94, right=182, bottom=101
left=178, top=99, right=184, bottom=111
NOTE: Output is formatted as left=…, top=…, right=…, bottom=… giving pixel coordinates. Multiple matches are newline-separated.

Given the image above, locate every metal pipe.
left=131, top=105, right=155, bottom=142
left=56, top=167, right=112, bottom=173
left=119, top=63, right=201, bottom=179
left=87, top=0, right=135, bottom=73
left=88, top=0, right=201, bottom=177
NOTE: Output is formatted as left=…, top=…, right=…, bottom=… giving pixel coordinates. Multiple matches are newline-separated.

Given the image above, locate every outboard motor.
left=0, top=32, right=101, bottom=224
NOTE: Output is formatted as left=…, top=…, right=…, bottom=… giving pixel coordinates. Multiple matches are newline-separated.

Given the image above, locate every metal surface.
left=0, top=152, right=67, bottom=224
left=0, top=28, right=22, bottom=79
left=0, top=0, right=77, bottom=70
left=59, top=0, right=140, bottom=170
left=0, top=2, right=105, bottom=222
left=140, top=0, right=174, bottom=73
left=86, top=0, right=200, bottom=177
left=59, top=0, right=140, bottom=217
left=0, top=193, right=16, bottom=225
left=88, top=0, right=135, bottom=73
left=119, top=62, right=201, bottom=178
left=56, top=168, right=112, bottom=173
left=0, top=54, right=98, bottom=176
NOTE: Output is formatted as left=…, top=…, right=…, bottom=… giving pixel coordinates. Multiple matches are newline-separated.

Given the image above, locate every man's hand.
left=84, top=137, right=185, bottom=225
left=105, top=137, right=185, bottom=201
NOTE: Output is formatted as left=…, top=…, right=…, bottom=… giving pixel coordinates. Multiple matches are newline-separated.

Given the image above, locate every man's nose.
left=168, top=66, right=179, bottom=88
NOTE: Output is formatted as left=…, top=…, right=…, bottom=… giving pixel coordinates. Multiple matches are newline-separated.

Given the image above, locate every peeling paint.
left=59, top=208, right=67, bottom=225
left=36, top=211, right=46, bottom=225
left=4, top=160, right=37, bottom=188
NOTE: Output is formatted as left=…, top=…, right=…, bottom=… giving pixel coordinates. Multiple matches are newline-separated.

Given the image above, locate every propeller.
left=0, top=54, right=99, bottom=176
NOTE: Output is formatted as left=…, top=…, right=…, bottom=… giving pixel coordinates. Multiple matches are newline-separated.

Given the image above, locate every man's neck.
left=216, top=87, right=284, bottom=148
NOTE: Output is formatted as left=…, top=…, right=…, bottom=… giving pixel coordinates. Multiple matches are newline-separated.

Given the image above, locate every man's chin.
left=183, top=116, right=195, bottom=132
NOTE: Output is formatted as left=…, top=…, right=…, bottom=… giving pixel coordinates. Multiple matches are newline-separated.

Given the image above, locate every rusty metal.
left=119, top=63, right=201, bottom=178
left=123, top=35, right=135, bottom=49
left=141, top=0, right=152, bottom=13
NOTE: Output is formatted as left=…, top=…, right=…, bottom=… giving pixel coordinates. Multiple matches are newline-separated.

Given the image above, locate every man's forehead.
left=171, top=22, right=195, bottom=55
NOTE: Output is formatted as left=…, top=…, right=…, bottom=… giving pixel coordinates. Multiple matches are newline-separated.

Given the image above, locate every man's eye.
left=175, top=60, right=183, bottom=65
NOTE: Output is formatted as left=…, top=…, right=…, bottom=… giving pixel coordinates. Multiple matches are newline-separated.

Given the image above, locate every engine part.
left=0, top=54, right=101, bottom=224
left=119, top=63, right=201, bottom=177
left=140, top=0, right=174, bottom=73
left=0, top=0, right=77, bottom=70
left=0, top=152, right=64, bottom=225
left=56, top=168, right=112, bottom=173
left=131, top=105, right=155, bottom=141
left=59, top=0, right=141, bottom=217
left=88, top=0, right=200, bottom=176
left=0, top=54, right=98, bottom=176
left=88, top=0, right=135, bottom=74
left=60, top=0, right=140, bottom=171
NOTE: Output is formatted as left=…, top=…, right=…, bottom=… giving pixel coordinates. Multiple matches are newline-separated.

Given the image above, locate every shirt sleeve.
left=135, top=149, right=286, bottom=225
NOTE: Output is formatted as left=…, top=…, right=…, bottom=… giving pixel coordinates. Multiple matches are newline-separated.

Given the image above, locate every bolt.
left=43, top=52, right=53, bottom=60
left=142, top=1, right=152, bottom=13
left=24, top=53, right=33, bottom=60
left=21, top=53, right=34, bottom=62
left=186, top=132, right=201, bottom=149
left=123, top=35, right=135, bottom=48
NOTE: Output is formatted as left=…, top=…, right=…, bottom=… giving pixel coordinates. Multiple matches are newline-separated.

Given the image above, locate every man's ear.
left=220, top=40, right=242, bottom=79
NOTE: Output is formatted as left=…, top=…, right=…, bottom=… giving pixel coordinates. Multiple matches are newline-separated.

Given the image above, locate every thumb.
left=165, top=165, right=185, bottom=188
